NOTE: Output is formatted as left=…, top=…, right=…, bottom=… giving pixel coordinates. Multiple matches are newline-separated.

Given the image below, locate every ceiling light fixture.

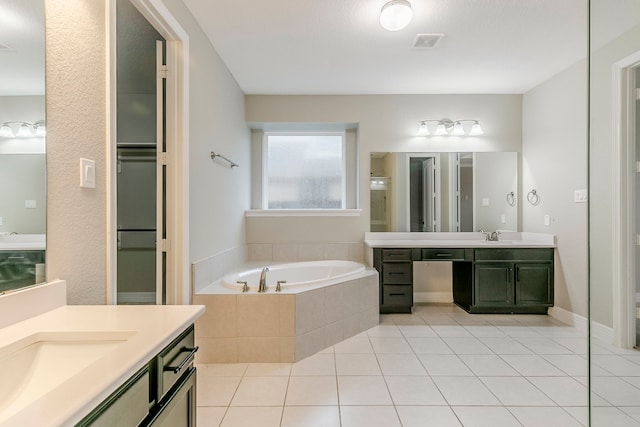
left=0, top=120, right=46, bottom=138
left=380, top=0, right=413, bottom=31
left=417, top=119, right=484, bottom=137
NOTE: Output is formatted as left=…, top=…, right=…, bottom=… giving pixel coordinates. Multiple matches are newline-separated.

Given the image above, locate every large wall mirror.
left=0, top=0, right=46, bottom=293
left=371, top=152, right=518, bottom=233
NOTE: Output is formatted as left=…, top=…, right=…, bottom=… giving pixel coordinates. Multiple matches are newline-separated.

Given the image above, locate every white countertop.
left=0, top=283, right=204, bottom=427
left=364, top=232, right=556, bottom=249
left=0, top=234, right=46, bottom=251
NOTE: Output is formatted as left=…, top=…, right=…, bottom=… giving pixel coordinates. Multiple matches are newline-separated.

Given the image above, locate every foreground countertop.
left=364, top=231, right=556, bottom=249
left=0, top=302, right=204, bottom=427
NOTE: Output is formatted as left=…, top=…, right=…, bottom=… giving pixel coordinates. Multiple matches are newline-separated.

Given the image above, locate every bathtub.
left=222, top=260, right=366, bottom=292
left=193, top=260, right=380, bottom=363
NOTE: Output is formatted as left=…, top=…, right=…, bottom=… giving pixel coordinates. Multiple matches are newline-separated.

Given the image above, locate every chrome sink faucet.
left=478, top=229, right=500, bottom=241
left=258, top=267, right=269, bottom=293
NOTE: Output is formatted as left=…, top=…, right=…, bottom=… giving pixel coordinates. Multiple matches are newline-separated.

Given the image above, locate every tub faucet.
left=258, top=267, right=269, bottom=293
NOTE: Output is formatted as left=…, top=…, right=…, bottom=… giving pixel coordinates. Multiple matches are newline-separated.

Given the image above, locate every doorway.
left=409, top=155, right=440, bottom=232
left=115, top=0, right=166, bottom=304
left=107, top=0, right=189, bottom=305
left=612, top=54, right=640, bottom=349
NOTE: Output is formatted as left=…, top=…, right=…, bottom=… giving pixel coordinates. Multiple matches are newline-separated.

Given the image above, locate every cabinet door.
left=145, top=367, right=196, bottom=427
left=474, top=262, right=513, bottom=307
left=515, top=263, right=553, bottom=306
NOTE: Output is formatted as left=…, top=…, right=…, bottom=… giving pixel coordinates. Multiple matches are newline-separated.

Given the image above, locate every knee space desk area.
left=365, top=232, right=556, bottom=315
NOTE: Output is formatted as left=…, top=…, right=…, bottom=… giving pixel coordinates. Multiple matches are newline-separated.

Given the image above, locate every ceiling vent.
left=412, top=33, right=444, bottom=49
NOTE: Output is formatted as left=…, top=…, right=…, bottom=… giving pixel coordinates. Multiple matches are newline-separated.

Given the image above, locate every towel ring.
left=527, top=189, right=540, bottom=205
left=506, top=192, right=516, bottom=206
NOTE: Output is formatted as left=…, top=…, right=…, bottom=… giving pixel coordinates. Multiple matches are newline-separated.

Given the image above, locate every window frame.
left=262, top=131, right=347, bottom=210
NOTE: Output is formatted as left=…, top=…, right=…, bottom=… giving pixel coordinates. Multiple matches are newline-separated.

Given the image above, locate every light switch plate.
left=500, top=214, right=506, bottom=224
left=80, top=158, right=96, bottom=188
left=482, top=198, right=490, bottom=207
left=24, top=200, right=36, bottom=209
left=544, top=214, right=551, bottom=226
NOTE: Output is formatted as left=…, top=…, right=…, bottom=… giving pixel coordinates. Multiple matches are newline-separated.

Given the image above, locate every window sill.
left=245, top=209, right=362, bottom=217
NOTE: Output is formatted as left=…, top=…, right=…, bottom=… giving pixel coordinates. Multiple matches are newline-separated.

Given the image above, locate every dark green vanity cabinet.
left=77, top=325, right=197, bottom=427
left=471, top=248, right=553, bottom=314
left=374, top=248, right=413, bottom=313
left=373, top=246, right=554, bottom=314
left=0, top=250, right=45, bottom=293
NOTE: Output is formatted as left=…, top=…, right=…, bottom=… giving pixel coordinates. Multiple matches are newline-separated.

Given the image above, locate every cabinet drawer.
left=382, top=285, right=412, bottom=307
left=382, top=249, right=412, bottom=261
left=474, top=248, right=553, bottom=262
left=382, top=262, right=412, bottom=284
left=157, top=325, right=197, bottom=400
left=421, top=248, right=466, bottom=261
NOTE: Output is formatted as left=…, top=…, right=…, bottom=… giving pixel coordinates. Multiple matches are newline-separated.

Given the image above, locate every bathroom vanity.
left=0, top=280, right=204, bottom=427
left=366, top=232, right=555, bottom=314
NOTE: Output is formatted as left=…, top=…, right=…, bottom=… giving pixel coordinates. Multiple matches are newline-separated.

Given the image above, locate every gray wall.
left=522, top=59, right=588, bottom=318
left=589, top=24, right=640, bottom=327
left=0, top=154, right=46, bottom=234
left=245, top=94, right=523, bottom=244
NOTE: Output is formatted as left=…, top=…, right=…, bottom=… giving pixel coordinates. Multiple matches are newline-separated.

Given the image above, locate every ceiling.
left=183, top=0, right=592, bottom=95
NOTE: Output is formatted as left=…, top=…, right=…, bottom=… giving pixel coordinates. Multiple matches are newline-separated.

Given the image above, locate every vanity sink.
left=0, top=330, right=136, bottom=417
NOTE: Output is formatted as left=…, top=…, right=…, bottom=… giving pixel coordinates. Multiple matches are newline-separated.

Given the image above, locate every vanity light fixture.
left=417, top=119, right=484, bottom=137
left=0, top=120, right=46, bottom=138
left=380, top=0, right=413, bottom=31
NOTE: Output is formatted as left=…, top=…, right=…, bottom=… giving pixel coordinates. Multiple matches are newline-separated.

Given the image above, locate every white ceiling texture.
left=183, top=0, right=595, bottom=95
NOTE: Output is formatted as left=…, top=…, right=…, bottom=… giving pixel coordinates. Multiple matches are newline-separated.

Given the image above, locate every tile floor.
left=196, top=304, right=640, bottom=426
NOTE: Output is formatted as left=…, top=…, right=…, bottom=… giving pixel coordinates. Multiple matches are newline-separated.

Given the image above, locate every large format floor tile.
left=196, top=303, right=639, bottom=427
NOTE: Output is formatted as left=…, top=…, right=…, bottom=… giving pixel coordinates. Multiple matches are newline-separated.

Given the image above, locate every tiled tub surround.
left=191, top=242, right=365, bottom=295
left=193, top=269, right=379, bottom=363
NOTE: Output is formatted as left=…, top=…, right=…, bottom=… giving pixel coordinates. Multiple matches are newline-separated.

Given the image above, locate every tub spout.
left=258, top=267, right=269, bottom=292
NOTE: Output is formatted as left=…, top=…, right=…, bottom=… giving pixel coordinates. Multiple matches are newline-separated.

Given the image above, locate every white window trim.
left=262, top=131, right=347, bottom=210
left=245, top=209, right=362, bottom=217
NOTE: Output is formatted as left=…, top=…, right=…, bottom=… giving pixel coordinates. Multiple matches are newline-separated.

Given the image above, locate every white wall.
left=522, top=59, right=588, bottom=318
left=46, top=0, right=108, bottom=304
left=245, top=94, right=522, bottom=244
left=46, top=0, right=249, bottom=304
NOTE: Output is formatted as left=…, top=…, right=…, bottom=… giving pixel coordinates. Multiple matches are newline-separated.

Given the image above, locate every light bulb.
left=469, top=121, right=484, bottom=136
left=451, top=121, right=465, bottom=136
left=34, top=123, right=46, bottom=137
left=417, top=121, right=430, bottom=136
left=0, top=124, right=14, bottom=138
left=16, top=123, right=33, bottom=137
left=435, top=122, right=448, bottom=135
left=380, top=0, right=413, bottom=31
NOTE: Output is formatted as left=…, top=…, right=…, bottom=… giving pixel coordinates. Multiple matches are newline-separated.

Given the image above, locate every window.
left=263, top=133, right=345, bottom=209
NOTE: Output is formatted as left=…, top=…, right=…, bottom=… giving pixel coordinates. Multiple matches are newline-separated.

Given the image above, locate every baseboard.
left=117, top=291, right=155, bottom=303
left=590, top=320, right=614, bottom=344
left=547, top=306, right=587, bottom=333
left=414, top=291, right=453, bottom=304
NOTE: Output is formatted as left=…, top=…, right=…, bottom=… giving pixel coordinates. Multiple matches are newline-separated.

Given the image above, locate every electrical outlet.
left=544, top=214, right=551, bottom=226
left=482, top=198, right=490, bottom=207
left=25, top=200, right=36, bottom=209
left=573, top=189, right=588, bottom=203
left=500, top=214, right=506, bottom=224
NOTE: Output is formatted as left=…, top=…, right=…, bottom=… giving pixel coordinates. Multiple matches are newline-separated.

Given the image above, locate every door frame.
left=106, top=0, right=190, bottom=304
left=612, top=50, right=640, bottom=347
left=405, top=153, right=441, bottom=232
